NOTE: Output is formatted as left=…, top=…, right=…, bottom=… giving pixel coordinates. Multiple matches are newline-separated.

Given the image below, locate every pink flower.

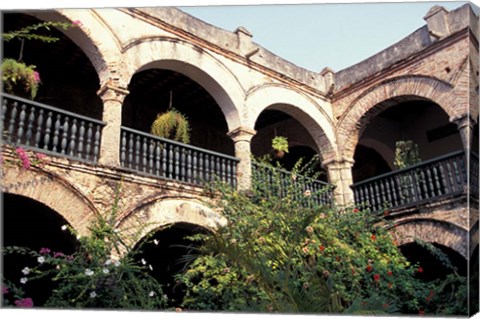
left=15, top=297, right=34, bottom=308
left=53, top=251, right=65, bottom=258
left=39, top=247, right=51, bottom=254
left=16, top=147, right=31, bottom=169
left=373, top=274, right=380, bottom=282
left=32, top=71, right=41, bottom=83
left=2, top=286, right=9, bottom=294
left=72, top=20, right=83, bottom=27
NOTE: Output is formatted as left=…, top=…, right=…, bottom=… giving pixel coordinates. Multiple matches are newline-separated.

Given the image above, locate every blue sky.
left=180, top=1, right=474, bottom=72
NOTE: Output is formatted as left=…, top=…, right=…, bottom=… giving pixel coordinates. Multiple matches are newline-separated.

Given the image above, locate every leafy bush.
left=177, top=158, right=468, bottom=315
left=1, top=183, right=167, bottom=309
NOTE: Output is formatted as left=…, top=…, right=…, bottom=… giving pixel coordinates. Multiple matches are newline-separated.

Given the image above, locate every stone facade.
left=1, top=4, right=478, bottom=259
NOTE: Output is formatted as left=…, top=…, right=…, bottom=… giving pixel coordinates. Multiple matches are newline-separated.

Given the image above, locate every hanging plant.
left=150, top=108, right=191, bottom=144
left=271, top=136, right=289, bottom=159
left=1, top=58, right=41, bottom=99
left=1, top=21, right=81, bottom=100
left=394, top=140, right=421, bottom=169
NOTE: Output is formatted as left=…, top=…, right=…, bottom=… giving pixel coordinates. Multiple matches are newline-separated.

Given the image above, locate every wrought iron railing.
left=252, top=162, right=334, bottom=206
left=1, top=93, right=105, bottom=163
left=120, top=127, right=239, bottom=187
left=351, top=150, right=469, bottom=212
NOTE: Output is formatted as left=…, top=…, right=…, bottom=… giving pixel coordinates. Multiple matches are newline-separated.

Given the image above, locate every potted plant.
left=150, top=108, right=191, bottom=144
left=1, top=21, right=81, bottom=100
left=1, top=58, right=41, bottom=100
left=271, top=136, right=289, bottom=159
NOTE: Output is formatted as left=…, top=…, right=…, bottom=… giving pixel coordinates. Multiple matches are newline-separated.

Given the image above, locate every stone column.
left=97, top=83, right=129, bottom=166
left=452, top=114, right=475, bottom=154
left=323, top=157, right=355, bottom=207
left=227, top=127, right=257, bottom=191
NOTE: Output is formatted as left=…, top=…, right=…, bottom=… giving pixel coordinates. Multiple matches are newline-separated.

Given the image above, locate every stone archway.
left=29, top=9, right=123, bottom=88
left=246, top=83, right=336, bottom=163
left=337, top=75, right=459, bottom=160
left=122, top=37, right=245, bottom=132
left=1, top=165, right=99, bottom=236
left=391, top=218, right=468, bottom=259
left=116, top=197, right=226, bottom=250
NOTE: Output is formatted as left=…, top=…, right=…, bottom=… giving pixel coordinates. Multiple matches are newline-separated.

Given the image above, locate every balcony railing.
left=120, top=127, right=239, bottom=187
left=1, top=93, right=105, bottom=163
left=252, top=162, right=334, bottom=207
left=351, top=150, right=472, bottom=212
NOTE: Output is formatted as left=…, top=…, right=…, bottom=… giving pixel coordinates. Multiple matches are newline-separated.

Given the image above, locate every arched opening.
left=352, top=145, right=391, bottom=183
left=123, top=69, right=234, bottom=155
left=2, top=13, right=102, bottom=119
left=2, top=193, right=78, bottom=306
left=252, top=109, right=327, bottom=181
left=399, top=242, right=467, bottom=281
left=133, top=222, right=208, bottom=307
left=353, top=98, right=463, bottom=182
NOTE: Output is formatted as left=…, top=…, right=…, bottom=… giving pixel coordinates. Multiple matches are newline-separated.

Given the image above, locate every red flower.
left=353, top=208, right=359, bottom=213
left=373, top=274, right=380, bottom=282
left=14, top=298, right=33, bottom=308
left=371, top=234, right=376, bottom=241
left=366, top=265, right=373, bottom=272
left=417, top=266, right=424, bottom=273
left=387, top=270, right=393, bottom=276
left=319, top=245, right=325, bottom=252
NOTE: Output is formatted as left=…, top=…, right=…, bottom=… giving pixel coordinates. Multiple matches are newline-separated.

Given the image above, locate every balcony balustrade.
left=1, top=93, right=104, bottom=162
left=252, top=162, right=334, bottom=207
left=120, top=127, right=239, bottom=187
left=351, top=150, right=476, bottom=212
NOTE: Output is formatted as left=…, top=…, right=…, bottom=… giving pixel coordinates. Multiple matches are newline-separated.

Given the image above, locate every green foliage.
left=1, top=182, right=167, bottom=309
left=394, top=140, right=421, bottom=169
left=2, top=21, right=78, bottom=43
left=1, top=58, right=40, bottom=99
left=271, top=136, right=289, bottom=153
left=2, top=20, right=80, bottom=100
left=150, top=108, right=191, bottom=144
left=177, top=158, right=468, bottom=315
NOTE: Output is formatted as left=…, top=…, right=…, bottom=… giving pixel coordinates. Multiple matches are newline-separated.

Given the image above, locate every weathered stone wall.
left=1, top=147, right=224, bottom=247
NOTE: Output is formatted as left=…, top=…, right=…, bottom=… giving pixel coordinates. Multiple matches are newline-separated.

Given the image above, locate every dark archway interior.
left=2, top=193, right=78, bottom=306
left=400, top=242, right=467, bottom=281
left=352, top=145, right=391, bottom=183
left=2, top=13, right=102, bottom=119
left=252, top=109, right=327, bottom=180
left=123, top=69, right=234, bottom=155
left=133, top=223, right=208, bottom=307
left=470, top=245, right=479, bottom=315
left=356, top=99, right=463, bottom=181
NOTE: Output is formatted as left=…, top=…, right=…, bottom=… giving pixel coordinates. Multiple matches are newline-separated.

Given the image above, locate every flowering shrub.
left=2, top=147, right=50, bottom=169
left=177, top=158, right=468, bottom=315
left=1, top=59, right=41, bottom=99
left=1, top=183, right=167, bottom=309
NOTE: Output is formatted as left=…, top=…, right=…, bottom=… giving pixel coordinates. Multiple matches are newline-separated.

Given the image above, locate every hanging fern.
left=150, top=108, right=191, bottom=144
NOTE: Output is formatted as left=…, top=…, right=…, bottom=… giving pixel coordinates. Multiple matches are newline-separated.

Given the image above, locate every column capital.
left=322, top=156, right=355, bottom=169
left=227, top=126, right=257, bottom=143
left=97, top=82, right=129, bottom=103
left=451, top=114, right=475, bottom=129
